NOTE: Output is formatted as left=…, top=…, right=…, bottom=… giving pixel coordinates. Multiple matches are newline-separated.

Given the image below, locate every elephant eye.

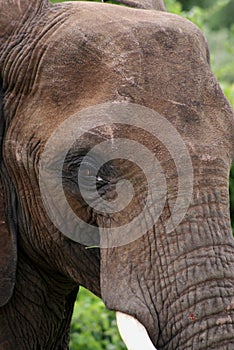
left=78, top=159, right=106, bottom=189
left=62, top=151, right=110, bottom=195
left=79, top=162, right=97, bottom=178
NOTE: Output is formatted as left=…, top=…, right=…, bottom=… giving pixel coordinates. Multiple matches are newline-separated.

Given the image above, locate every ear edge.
left=0, top=186, right=17, bottom=307
left=0, top=80, right=17, bottom=307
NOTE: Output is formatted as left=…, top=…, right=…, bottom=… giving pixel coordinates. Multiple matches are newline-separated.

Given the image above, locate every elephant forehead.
left=5, top=2, right=233, bottom=160
left=33, top=3, right=210, bottom=119
left=41, top=3, right=209, bottom=77
left=64, top=2, right=205, bottom=44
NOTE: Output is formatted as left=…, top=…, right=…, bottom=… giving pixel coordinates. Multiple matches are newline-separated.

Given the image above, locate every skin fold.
left=0, top=0, right=234, bottom=349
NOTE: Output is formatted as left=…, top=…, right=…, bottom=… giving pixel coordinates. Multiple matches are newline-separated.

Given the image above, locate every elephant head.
left=0, top=0, right=234, bottom=349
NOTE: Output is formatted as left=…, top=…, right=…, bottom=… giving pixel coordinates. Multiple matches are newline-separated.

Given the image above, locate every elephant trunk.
left=157, top=241, right=234, bottom=348
left=101, top=182, right=234, bottom=349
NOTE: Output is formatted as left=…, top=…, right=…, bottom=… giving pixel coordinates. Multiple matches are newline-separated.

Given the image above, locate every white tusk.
left=116, top=312, right=157, bottom=350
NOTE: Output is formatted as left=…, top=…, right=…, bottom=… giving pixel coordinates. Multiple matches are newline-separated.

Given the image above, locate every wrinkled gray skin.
left=0, top=0, right=234, bottom=349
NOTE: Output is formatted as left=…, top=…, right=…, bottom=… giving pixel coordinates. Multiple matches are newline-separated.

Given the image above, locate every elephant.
left=0, top=0, right=234, bottom=349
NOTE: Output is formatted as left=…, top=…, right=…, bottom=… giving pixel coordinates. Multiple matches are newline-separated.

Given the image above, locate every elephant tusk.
left=116, top=312, right=157, bottom=350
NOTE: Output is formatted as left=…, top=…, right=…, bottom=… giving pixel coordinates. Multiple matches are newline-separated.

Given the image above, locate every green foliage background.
left=50, top=0, right=234, bottom=348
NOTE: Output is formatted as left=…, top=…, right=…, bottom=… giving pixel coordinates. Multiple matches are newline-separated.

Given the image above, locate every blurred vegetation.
left=70, top=288, right=126, bottom=350
left=51, top=0, right=234, bottom=348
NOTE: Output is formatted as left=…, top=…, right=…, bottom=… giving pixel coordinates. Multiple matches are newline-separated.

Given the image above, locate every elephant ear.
left=0, top=182, right=17, bottom=307
left=0, top=81, right=17, bottom=307
left=104, top=0, right=166, bottom=11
